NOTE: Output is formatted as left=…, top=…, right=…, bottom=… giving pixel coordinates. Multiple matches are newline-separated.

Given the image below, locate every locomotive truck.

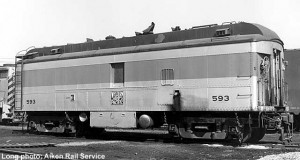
left=15, top=22, right=293, bottom=143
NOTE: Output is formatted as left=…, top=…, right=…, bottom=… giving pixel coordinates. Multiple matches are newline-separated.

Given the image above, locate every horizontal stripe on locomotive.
left=22, top=41, right=277, bottom=71
left=23, top=53, right=253, bottom=87
left=22, top=77, right=254, bottom=94
left=22, top=34, right=275, bottom=64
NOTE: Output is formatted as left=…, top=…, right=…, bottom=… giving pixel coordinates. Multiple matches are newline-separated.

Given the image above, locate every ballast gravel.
left=258, top=152, right=300, bottom=160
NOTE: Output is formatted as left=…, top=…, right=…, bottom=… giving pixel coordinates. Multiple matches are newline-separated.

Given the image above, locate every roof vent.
left=105, top=35, right=116, bottom=40
left=215, top=28, right=231, bottom=37
left=171, top=26, right=181, bottom=31
left=86, top=38, right=94, bottom=42
left=51, top=48, right=62, bottom=54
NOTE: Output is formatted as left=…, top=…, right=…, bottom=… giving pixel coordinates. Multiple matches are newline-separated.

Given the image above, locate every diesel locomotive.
left=14, top=22, right=293, bottom=143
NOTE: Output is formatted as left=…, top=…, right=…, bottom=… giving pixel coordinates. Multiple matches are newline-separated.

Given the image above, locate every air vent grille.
left=215, top=28, right=231, bottom=37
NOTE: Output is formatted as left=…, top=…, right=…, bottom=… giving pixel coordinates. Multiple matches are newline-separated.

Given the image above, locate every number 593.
left=26, top=99, right=36, bottom=104
left=212, top=95, right=229, bottom=101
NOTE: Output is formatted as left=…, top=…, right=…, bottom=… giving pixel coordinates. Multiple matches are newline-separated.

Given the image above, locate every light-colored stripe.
left=250, top=41, right=283, bottom=54
left=22, top=77, right=253, bottom=94
left=251, top=76, right=258, bottom=110
left=21, top=77, right=257, bottom=112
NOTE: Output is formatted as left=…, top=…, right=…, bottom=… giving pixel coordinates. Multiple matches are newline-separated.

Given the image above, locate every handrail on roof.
left=192, top=24, right=218, bottom=29
left=15, top=46, right=35, bottom=58
left=222, top=21, right=236, bottom=25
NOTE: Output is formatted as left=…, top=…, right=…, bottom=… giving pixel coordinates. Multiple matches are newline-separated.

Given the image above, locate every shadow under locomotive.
left=12, top=126, right=292, bottom=148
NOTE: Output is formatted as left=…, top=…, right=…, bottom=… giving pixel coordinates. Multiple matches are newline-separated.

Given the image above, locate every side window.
left=111, top=63, right=124, bottom=87
left=161, top=69, right=174, bottom=86
left=0, top=70, right=8, bottom=78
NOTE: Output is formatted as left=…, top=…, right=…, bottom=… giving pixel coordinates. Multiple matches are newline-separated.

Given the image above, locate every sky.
left=0, top=0, right=299, bottom=65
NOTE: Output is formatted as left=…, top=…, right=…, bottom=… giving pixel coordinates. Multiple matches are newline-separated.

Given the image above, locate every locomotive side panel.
left=178, top=53, right=252, bottom=111
left=20, top=41, right=285, bottom=113
left=22, top=67, right=56, bottom=111
left=21, top=43, right=259, bottom=112
left=206, top=53, right=252, bottom=111
left=125, top=60, right=158, bottom=87
left=22, top=63, right=112, bottom=111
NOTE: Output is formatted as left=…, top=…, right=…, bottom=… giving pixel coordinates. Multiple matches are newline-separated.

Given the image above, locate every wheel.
left=75, top=121, right=87, bottom=138
left=27, top=121, right=37, bottom=133
left=75, top=112, right=90, bottom=138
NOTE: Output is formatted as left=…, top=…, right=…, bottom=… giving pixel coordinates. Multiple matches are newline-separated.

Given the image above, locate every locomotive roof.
left=21, top=22, right=283, bottom=63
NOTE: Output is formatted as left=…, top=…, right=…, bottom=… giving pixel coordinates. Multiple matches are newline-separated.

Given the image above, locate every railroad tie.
left=0, top=142, right=56, bottom=148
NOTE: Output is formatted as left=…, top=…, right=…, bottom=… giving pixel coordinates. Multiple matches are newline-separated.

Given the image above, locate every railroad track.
left=0, top=142, right=55, bottom=149
left=282, top=142, right=300, bottom=148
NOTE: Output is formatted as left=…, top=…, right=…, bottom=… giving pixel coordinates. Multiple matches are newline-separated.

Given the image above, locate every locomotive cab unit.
left=15, top=22, right=293, bottom=143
